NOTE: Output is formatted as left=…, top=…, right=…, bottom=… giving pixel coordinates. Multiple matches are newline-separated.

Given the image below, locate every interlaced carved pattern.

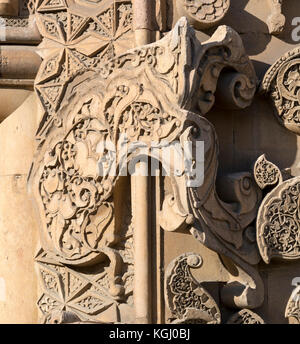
left=257, top=177, right=300, bottom=263
left=227, top=309, right=265, bottom=324
left=253, top=154, right=282, bottom=190
left=35, top=249, right=124, bottom=323
left=34, top=0, right=134, bottom=140
left=30, top=14, right=261, bottom=321
left=285, top=285, right=300, bottom=324
left=262, top=47, right=300, bottom=135
left=165, top=253, right=221, bottom=324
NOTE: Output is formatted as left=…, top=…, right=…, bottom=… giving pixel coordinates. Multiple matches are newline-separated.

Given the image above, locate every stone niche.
left=1, top=0, right=300, bottom=324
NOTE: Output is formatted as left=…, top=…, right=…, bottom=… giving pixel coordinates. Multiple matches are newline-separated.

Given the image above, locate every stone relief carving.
left=259, top=44, right=300, bottom=321
left=28, top=0, right=299, bottom=323
left=153, top=19, right=264, bottom=310
left=257, top=177, right=300, bottom=264
left=34, top=0, right=134, bottom=140
left=258, top=52, right=300, bottom=265
left=165, top=253, right=221, bottom=324
left=253, top=154, right=283, bottom=190
left=30, top=12, right=263, bottom=321
left=36, top=247, right=133, bottom=323
left=267, top=0, right=285, bottom=35
left=0, top=0, right=35, bottom=26
left=227, top=309, right=265, bottom=324
left=30, top=14, right=197, bottom=321
left=175, top=0, right=230, bottom=30
left=2, top=17, right=29, bottom=26
left=285, top=285, right=300, bottom=324
left=261, top=46, right=300, bottom=135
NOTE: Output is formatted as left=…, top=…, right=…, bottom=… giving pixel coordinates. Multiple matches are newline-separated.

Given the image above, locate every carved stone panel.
left=227, top=309, right=265, bottom=324
left=262, top=46, right=300, bottom=135
left=4, top=0, right=300, bottom=325
left=165, top=253, right=221, bottom=324
left=257, top=177, right=300, bottom=263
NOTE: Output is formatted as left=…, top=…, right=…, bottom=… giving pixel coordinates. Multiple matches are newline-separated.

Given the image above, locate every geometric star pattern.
left=35, top=249, right=118, bottom=323
left=33, top=0, right=134, bottom=140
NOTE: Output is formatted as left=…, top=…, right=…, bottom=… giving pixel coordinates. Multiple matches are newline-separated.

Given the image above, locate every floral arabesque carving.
left=227, top=309, right=265, bottom=324
left=165, top=253, right=221, bottom=324
left=257, top=177, right=300, bottom=263
left=262, top=46, right=300, bottom=135
left=253, top=154, right=283, bottom=190
left=30, top=17, right=201, bottom=321
left=30, top=35, right=189, bottom=265
left=30, top=12, right=263, bottom=320
left=285, top=285, right=300, bottom=324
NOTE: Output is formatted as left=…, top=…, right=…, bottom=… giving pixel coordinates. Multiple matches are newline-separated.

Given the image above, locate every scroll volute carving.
left=29, top=17, right=257, bottom=266
left=155, top=19, right=264, bottom=310
left=29, top=15, right=261, bottom=316
left=157, top=19, right=260, bottom=264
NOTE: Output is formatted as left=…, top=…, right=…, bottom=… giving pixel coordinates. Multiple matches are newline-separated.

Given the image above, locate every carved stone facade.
left=2, top=0, right=300, bottom=325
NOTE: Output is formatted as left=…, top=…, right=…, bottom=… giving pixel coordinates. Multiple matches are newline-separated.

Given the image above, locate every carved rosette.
left=262, top=46, right=300, bottom=135
left=227, top=309, right=265, bottom=324
left=165, top=253, right=221, bottom=324
left=256, top=177, right=300, bottom=263
left=176, top=0, right=230, bottom=29
left=253, top=154, right=282, bottom=190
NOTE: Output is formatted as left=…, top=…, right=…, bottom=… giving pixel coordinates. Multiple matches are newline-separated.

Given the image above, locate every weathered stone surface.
left=0, top=94, right=41, bottom=323
left=2, top=0, right=300, bottom=324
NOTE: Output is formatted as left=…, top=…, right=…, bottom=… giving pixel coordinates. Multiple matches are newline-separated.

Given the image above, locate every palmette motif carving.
left=257, top=177, right=300, bottom=263
left=227, top=309, right=265, bottom=324
left=176, top=0, right=230, bottom=29
left=165, top=253, right=221, bottom=324
left=262, top=46, right=300, bottom=135
left=253, top=154, right=282, bottom=190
